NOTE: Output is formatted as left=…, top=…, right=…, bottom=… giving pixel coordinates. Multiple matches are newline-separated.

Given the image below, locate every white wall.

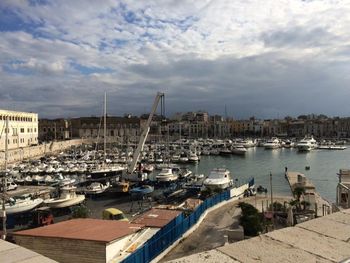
left=230, top=183, right=249, bottom=198
left=106, top=236, right=132, bottom=263
left=0, top=110, right=38, bottom=151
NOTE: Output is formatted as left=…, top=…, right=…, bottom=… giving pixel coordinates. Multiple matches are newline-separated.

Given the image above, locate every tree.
left=71, top=204, right=90, bottom=218
left=238, top=202, right=263, bottom=236
left=293, top=186, right=305, bottom=202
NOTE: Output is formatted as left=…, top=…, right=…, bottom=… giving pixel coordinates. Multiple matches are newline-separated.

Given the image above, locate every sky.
left=0, top=0, right=350, bottom=119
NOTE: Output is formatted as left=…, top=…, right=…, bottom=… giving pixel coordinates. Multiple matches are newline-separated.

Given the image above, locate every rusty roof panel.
left=13, top=219, right=144, bottom=243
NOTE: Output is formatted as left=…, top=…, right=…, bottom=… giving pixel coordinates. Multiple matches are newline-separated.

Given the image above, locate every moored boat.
left=203, top=168, right=233, bottom=190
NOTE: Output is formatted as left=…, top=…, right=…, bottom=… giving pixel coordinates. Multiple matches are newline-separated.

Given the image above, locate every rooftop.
left=132, top=208, right=182, bottom=228
left=0, top=239, right=56, bottom=263
left=13, top=218, right=144, bottom=243
left=166, top=209, right=350, bottom=263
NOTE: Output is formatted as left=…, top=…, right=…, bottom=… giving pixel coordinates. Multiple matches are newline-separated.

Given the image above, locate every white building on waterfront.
left=0, top=109, right=38, bottom=151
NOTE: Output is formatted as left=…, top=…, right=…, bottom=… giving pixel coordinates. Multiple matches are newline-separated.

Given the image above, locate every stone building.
left=70, top=116, right=142, bottom=143
left=39, top=118, right=70, bottom=142
left=0, top=109, right=38, bottom=151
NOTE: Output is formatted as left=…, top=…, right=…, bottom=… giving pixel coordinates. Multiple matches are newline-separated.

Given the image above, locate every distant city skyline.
left=1, top=1, right=350, bottom=119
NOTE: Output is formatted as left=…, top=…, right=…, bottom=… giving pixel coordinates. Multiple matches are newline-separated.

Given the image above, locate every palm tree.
left=293, top=186, right=305, bottom=202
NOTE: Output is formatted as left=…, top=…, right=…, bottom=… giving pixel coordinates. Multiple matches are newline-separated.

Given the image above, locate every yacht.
left=264, top=138, right=281, bottom=149
left=203, top=168, right=233, bottom=190
left=231, top=145, right=247, bottom=155
left=44, top=186, right=85, bottom=208
left=296, top=136, right=317, bottom=152
left=283, top=139, right=294, bottom=148
left=156, top=168, right=179, bottom=182
left=241, top=139, right=256, bottom=148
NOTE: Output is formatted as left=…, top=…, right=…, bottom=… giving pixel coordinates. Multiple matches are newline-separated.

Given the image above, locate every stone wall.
left=0, top=139, right=92, bottom=167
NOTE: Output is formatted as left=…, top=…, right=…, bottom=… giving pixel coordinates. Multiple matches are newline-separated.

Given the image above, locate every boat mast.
left=104, top=92, right=107, bottom=162
left=1, top=116, right=8, bottom=240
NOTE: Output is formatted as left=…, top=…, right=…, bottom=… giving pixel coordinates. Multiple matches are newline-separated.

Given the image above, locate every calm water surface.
left=183, top=147, right=350, bottom=202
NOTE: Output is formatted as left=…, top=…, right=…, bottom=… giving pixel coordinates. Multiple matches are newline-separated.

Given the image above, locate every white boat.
left=264, top=138, right=281, bottom=149
left=188, top=152, right=199, bottom=162
left=83, top=182, right=110, bottom=195
left=44, top=186, right=85, bottom=208
left=241, top=139, right=255, bottom=148
left=296, top=136, right=317, bottom=152
left=231, top=145, right=247, bottom=155
left=179, top=154, right=189, bottom=163
left=203, top=168, right=233, bottom=190
left=156, top=168, right=179, bottom=182
left=4, top=196, right=43, bottom=215
left=283, top=140, right=294, bottom=148
left=317, top=145, right=346, bottom=150
left=219, top=148, right=232, bottom=155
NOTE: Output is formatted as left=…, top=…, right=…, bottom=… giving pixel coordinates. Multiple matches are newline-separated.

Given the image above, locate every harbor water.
left=174, top=147, right=348, bottom=202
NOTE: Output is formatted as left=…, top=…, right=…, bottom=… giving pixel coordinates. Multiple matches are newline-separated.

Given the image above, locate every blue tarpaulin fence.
left=121, top=189, right=231, bottom=263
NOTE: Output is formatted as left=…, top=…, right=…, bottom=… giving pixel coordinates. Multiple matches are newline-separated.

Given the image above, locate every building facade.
left=39, top=118, right=70, bottom=142
left=0, top=109, right=38, bottom=151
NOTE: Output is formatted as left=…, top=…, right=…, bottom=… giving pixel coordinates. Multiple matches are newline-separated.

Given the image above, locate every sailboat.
left=90, top=92, right=126, bottom=180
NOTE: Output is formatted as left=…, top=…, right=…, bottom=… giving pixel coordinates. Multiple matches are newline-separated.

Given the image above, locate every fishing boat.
left=44, top=186, right=85, bottom=208
left=203, top=168, right=233, bottom=190
left=4, top=195, right=43, bottom=215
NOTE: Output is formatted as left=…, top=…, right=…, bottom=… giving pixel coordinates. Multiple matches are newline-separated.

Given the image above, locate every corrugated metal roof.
left=132, top=208, right=182, bottom=228
left=13, top=218, right=144, bottom=243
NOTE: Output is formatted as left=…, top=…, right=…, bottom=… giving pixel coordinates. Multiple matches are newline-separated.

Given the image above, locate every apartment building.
left=0, top=109, right=38, bottom=151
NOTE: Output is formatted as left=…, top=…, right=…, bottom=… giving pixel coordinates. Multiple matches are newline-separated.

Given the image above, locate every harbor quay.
left=0, top=137, right=347, bottom=263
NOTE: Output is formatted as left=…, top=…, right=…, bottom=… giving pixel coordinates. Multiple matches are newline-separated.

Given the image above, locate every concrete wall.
left=0, top=138, right=91, bottom=167
left=230, top=183, right=249, bottom=198
left=14, top=235, right=106, bottom=263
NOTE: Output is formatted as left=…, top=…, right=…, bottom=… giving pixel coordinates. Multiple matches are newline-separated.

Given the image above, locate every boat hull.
left=6, top=198, right=43, bottom=215
left=44, top=195, right=85, bottom=209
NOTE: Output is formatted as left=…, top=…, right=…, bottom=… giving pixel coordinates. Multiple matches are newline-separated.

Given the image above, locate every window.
left=20, top=128, right=24, bottom=133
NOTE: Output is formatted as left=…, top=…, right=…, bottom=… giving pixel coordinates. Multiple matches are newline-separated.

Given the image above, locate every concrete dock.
left=285, top=171, right=331, bottom=217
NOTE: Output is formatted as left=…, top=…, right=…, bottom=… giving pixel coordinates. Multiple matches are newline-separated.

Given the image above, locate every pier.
left=285, top=171, right=331, bottom=217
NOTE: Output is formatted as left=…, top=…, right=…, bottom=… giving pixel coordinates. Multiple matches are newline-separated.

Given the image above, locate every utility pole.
left=104, top=92, right=107, bottom=161
left=270, top=172, right=273, bottom=208
left=270, top=171, right=274, bottom=228
left=2, top=116, right=9, bottom=240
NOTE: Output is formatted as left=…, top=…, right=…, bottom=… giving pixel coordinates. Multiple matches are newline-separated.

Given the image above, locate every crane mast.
left=127, top=92, right=164, bottom=173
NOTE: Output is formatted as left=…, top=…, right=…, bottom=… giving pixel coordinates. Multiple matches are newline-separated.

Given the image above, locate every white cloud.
left=0, top=0, right=350, bottom=118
